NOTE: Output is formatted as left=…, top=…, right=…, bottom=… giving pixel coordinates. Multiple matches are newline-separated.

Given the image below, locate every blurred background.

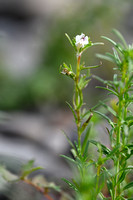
left=0, top=0, right=132, bottom=199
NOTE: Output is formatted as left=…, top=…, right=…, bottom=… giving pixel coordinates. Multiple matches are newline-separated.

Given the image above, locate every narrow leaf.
left=61, top=130, right=75, bottom=150
left=126, top=116, right=133, bottom=121
left=101, top=36, right=123, bottom=52
left=76, top=87, right=83, bottom=109
left=99, top=101, right=117, bottom=117
left=117, top=171, right=127, bottom=185
left=92, top=42, right=104, bottom=46
left=22, top=160, right=34, bottom=171
left=96, top=53, right=115, bottom=63
left=21, top=166, right=43, bottom=179
left=107, top=180, right=113, bottom=196
left=96, top=86, right=118, bottom=96
left=0, top=165, right=18, bottom=182
left=112, top=48, right=121, bottom=65
left=60, top=155, right=76, bottom=164
left=82, top=124, right=92, bottom=154
left=62, top=178, right=78, bottom=192
left=92, top=75, right=113, bottom=87
left=112, top=29, right=128, bottom=48
left=81, top=63, right=102, bottom=70
left=83, top=141, right=90, bottom=160
left=89, top=140, right=111, bottom=156
left=93, top=110, right=114, bottom=127
left=72, top=179, right=80, bottom=190
left=65, top=33, right=74, bottom=47
left=106, top=52, right=118, bottom=63
left=66, top=101, right=77, bottom=122
left=101, top=36, right=117, bottom=46
left=105, top=145, right=120, bottom=161
left=98, top=192, right=108, bottom=200
left=123, top=181, right=133, bottom=191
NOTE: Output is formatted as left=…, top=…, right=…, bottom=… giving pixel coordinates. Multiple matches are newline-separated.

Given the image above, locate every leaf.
left=21, top=160, right=43, bottom=179
left=92, top=42, right=104, bottom=46
left=74, top=141, right=82, bottom=159
left=128, top=120, right=133, bottom=127
left=107, top=180, right=113, bottom=196
left=98, top=192, right=108, bottom=200
left=128, top=74, right=133, bottom=85
left=0, top=165, right=18, bottom=182
left=112, top=48, right=121, bottom=65
left=81, top=108, right=94, bottom=119
left=21, top=166, right=43, bottom=179
left=72, top=179, right=80, bottom=190
left=117, top=171, right=127, bottom=185
left=101, top=36, right=123, bottom=52
left=102, top=167, right=113, bottom=178
left=89, top=140, right=111, bottom=156
left=62, top=178, right=78, bottom=192
left=112, top=29, right=128, bottom=49
left=61, top=130, right=75, bottom=150
left=126, top=116, right=133, bottom=121
left=96, top=86, right=118, bottom=96
left=121, top=145, right=133, bottom=159
left=93, top=110, right=114, bottom=128
left=123, top=181, right=133, bottom=191
left=66, top=101, right=77, bottom=122
left=92, top=75, right=109, bottom=85
left=96, top=53, right=115, bottom=63
left=83, top=141, right=90, bottom=161
left=81, top=63, right=102, bottom=70
left=76, top=86, right=83, bottom=109
left=65, top=33, right=76, bottom=49
left=99, top=100, right=117, bottom=117
left=22, top=160, right=34, bottom=171
left=81, top=113, right=93, bottom=133
left=60, top=155, right=76, bottom=164
left=46, top=182, right=61, bottom=192
left=78, top=75, right=91, bottom=90
left=105, top=145, right=120, bottom=161
left=127, top=144, right=133, bottom=149
left=115, top=166, right=133, bottom=185
left=115, top=196, right=125, bottom=200
left=106, top=52, right=119, bottom=64
left=81, top=123, right=92, bottom=154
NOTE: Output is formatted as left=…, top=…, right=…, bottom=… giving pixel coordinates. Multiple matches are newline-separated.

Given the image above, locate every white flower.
left=75, top=33, right=89, bottom=51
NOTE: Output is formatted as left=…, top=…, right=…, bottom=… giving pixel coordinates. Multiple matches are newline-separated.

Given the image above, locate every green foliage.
left=60, top=30, right=133, bottom=199
left=20, top=160, right=43, bottom=180
left=0, top=160, right=43, bottom=182
left=0, top=165, right=18, bottom=182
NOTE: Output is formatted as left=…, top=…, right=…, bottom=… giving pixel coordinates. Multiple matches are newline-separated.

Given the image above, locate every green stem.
left=75, top=53, right=81, bottom=148
left=115, top=70, right=129, bottom=198
left=96, top=165, right=101, bottom=196
left=115, top=88, right=122, bottom=198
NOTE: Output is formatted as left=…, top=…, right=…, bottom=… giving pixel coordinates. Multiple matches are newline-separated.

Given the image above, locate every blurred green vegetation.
left=0, top=0, right=132, bottom=110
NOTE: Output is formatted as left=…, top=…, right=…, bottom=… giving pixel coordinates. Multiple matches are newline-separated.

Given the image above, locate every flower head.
left=75, top=33, right=89, bottom=51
